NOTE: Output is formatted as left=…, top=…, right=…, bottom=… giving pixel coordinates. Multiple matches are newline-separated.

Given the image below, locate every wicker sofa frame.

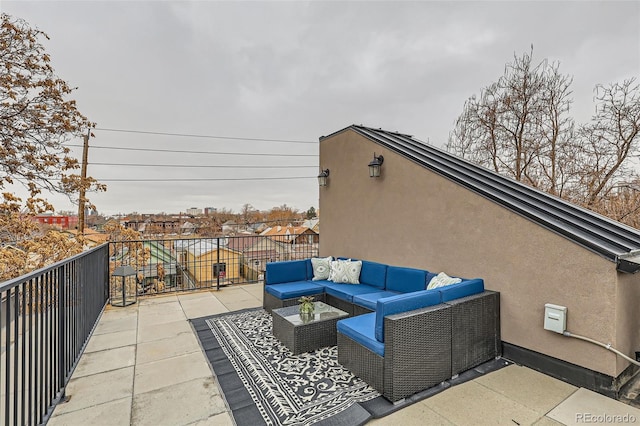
left=337, top=290, right=500, bottom=402
left=263, top=289, right=326, bottom=313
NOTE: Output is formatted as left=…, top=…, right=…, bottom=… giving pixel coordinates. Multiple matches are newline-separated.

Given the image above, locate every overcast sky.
left=3, top=1, right=639, bottom=216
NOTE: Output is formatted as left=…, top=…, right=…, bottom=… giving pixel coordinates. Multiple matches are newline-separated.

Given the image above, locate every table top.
left=273, top=301, right=348, bottom=326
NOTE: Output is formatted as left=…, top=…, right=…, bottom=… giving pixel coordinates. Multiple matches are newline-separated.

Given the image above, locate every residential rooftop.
left=45, top=285, right=640, bottom=426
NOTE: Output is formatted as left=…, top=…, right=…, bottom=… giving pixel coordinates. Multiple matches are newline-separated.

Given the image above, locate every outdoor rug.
left=190, top=307, right=511, bottom=426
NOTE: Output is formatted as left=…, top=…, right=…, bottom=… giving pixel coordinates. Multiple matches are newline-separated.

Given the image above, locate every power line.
left=12, top=175, right=316, bottom=183
left=96, top=176, right=316, bottom=182
left=94, top=127, right=318, bottom=144
left=88, top=162, right=317, bottom=169
left=65, top=144, right=318, bottom=157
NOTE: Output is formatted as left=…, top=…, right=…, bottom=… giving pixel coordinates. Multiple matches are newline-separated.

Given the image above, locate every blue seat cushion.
left=322, top=282, right=381, bottom=302
left=359, top=260, right=388, bottom=289
left=266, top=260, right=309, bottom=285
left=337, top=313, right=384, bottom=357
left=352, top=291, right=400, bottom=311
left=375, top=290, right=442, bottom=342
left=385, top=266, right=427, bottom=293
left=309, top=279, right=333, bottom=288
left=439, top=279, right=484, bottom=302
left=264, top=281, right=325, bottom=300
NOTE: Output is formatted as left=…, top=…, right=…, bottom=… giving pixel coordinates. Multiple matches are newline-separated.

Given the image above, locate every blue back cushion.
left=359, top=260, right=388, bottom=289
left=385, top=266, right=427, bottom=293
left=375, top=290, right=441, bottom=342
left=265, top=260, right=308, bottom=285
left=439, top=278, right=484, bottom=302
left=305, top=259, right=313, bottom=280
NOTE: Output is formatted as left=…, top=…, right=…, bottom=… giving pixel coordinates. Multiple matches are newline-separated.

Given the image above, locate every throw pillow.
left=329, top=259, right=362, bottom=284
left=427, top=272, right=462, bottom=290
left=311, top=256, right=333, bottom=281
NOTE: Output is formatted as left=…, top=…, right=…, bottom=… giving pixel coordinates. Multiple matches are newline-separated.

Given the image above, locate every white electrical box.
left=544, top=304, right=567, bottom=334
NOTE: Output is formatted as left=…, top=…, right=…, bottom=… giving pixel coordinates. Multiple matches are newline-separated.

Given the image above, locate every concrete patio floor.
left=48, top=284, right=640, bottom=426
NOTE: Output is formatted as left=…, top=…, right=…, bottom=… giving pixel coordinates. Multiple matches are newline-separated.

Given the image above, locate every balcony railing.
left=0, top=244, right=109, bottom=425
left=109, top=235, right=319, bottom=295
left=0, top=234, right=318, bottom=424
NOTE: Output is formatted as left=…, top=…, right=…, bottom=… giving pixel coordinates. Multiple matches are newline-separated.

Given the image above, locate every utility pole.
left=77, top=128, right=90, bottom=236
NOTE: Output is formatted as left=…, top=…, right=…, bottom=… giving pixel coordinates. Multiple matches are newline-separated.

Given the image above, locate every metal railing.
left=0, top=244, right=109, bottom=425
left=0, top=234, right=318, bottom=424
left=109, top=235, right=319, bottom=295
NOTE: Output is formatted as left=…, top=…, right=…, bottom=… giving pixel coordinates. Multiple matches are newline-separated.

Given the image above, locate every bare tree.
left=447, top=48, right=575, bottom=193
left=447, top=48, right=640, bottom=227
left=575, top=78, right=640, bottom=208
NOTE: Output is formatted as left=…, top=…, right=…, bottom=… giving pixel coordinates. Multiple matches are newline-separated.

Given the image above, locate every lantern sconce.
left=317, top=169, right=330, bottom=187
left=368, top=153, right=384, bottom=178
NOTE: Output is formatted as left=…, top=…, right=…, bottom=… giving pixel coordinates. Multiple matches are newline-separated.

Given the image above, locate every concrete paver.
left=547, top=387, right=640, bottom=425
left=138, top=294, right=179, bottom=305
left=137, top=319, right=193, bottom=343
left=136, top=330, right=201, bottom=364
left=72, top=345, right=136, bottom=378
left=188, top=411, right=235, bottom=426
left=85, top=329, right=137, bottom=353
left=54, top=367, right=134, bottom=415
left=133, top=352, right=213, bottom=395
left=49, top=397, right=132, bottom=426
left=132, top=377, right=227, bottom=426
left=179, top=295, right=229, bottom=319
left=137, top=301, right=186, bottom=327
left=423, top=380, right=543, bottom=425
left=369, top=400, right=454, bottom=425
left=474, top=364, right=578, bottom=414
left=92, top=314, right=137, bottom=336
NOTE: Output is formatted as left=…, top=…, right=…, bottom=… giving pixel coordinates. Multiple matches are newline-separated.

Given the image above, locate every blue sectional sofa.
left=263, top=257, right=501, bottom=402
left=263, top=258, right=484, bottom=316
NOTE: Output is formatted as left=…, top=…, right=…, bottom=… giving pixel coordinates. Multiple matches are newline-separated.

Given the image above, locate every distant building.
left=33, top=214, right=79, bottom=230
left=261, top=225, right=319, bottom=245
left=186, top=207, right=202, bottom=216
left=204, top=207, right=217, bottom=215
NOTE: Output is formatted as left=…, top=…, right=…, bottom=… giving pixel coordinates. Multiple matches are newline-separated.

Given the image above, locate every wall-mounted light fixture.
left=317, top=169, right=330, bottom=187
left=368, top=153, right=384, bottom=178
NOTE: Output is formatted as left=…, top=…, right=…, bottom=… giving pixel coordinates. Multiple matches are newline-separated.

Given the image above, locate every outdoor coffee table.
left=272, top=302, right=349, bottom=355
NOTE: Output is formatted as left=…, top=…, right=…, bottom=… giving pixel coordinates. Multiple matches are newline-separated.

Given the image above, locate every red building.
left=33, top=214, right=79, bottom=230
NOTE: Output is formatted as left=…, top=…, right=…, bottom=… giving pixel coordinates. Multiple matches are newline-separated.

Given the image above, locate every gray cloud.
left=3, top=0, right=638, bottom=215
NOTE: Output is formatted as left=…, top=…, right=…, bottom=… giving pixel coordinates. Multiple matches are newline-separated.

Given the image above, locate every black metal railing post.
left=216, top=237, right=221, bottom=291
left=58, top=264, right=66, bottom=403
left=0, top=244, right=110, bottom=426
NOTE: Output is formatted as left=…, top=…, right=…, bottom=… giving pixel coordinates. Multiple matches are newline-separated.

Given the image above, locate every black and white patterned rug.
left=191, top=308, right=383, bottom=426
left=190, top=307, right=511, bottom=426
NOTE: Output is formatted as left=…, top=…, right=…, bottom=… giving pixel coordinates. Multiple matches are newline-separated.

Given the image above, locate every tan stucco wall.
left=319, top=129, right=639, bottom=377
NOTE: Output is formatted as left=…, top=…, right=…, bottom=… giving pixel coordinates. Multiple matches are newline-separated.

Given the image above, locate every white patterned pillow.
left=328, top=259, right=362, bottom=284
left=311, top=256, right=333, bottom=281
left=427, top=272, right=462, bottom=290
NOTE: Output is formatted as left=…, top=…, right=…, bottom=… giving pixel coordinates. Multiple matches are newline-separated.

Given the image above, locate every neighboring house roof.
left=227, top=236, right=260, bottom=251
left=302, top=219, right=320, bottom=233
left=322, top=125, right=640, bottom=273
left=262, top=225, right=316, bottom=238
left=145, top=240, right=177, bottom=262
left=63, top=229, right=109, bottom=245
left=175, top=238, right=239, bottom=257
